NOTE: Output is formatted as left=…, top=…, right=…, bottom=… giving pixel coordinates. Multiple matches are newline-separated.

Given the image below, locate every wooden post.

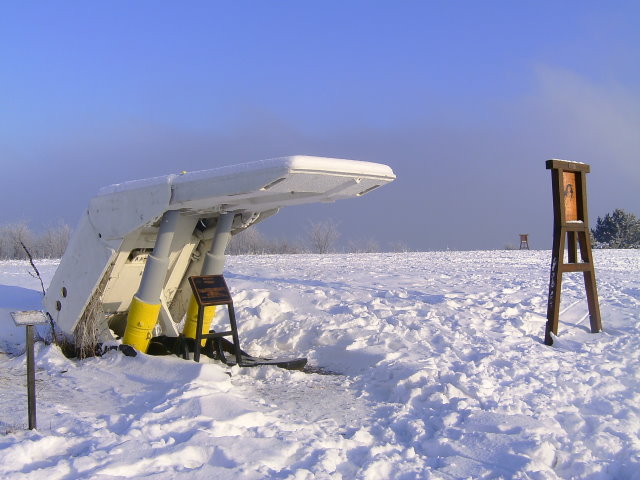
left=10, top=311, right=49, bottom=430
left=545, top=159, right=602, bottom=345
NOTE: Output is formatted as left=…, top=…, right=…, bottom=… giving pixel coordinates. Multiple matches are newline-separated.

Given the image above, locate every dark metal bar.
left=26, top=324, right=36, bottom=430
left=194, top=306, right=204, bottom=363
left=179, top=335, right=189, bottom=360
left=227, top=303, right=243, bottom=366
left=201, top=331, right=233, bottom=339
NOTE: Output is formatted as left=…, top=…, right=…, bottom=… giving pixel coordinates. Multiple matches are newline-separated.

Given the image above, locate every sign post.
left=545, top=159, right=602, bottom=345
left=187, top=275, right=243, bottom=365
left=10, top=310, right=49, bottom=430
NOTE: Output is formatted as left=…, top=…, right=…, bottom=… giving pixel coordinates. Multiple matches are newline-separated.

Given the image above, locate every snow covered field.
left=1, top=250, right=639, bottom=479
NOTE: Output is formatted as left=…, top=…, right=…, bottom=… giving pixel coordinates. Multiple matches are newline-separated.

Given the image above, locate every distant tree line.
left=0, top=219, right=409, bottom=259
left=7, top=209, right=638, bottom=258
left=227, top=227, right=303, bottom=255
left=592, top=209, right=640, bottom=249
left=229, top=220, right=408, bottom=254
left=0, top=222, right=71, bottom=260
left=227, top=220, right=345, bottom=254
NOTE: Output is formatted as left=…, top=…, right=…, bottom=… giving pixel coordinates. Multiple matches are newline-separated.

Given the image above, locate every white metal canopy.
left=43, top=155, right=396, bottom=344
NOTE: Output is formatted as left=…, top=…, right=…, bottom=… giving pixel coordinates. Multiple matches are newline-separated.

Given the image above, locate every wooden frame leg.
left=578, top=232, right=602, bottom=333
left=545, top=229, right=565, bottom=345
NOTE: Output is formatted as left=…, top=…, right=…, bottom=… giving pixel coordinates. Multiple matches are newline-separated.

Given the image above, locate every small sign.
left=562, top=171, right=578, bottom=221
left=11, top=311, right=49, bottom=326
left=188, top=275, right=233, bottom=306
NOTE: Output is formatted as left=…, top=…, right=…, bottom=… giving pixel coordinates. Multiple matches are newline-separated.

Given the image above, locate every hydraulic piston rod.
left=123, top=210, right=181, bottom=352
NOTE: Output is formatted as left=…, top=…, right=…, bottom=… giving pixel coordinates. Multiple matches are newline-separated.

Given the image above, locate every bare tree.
left=348, top=238, right=379, bottom=254
left=228, top=227, right=303, bottom=255
left=228, top=228, right=270, bottom=255
left=0, top=222, right=71, bottom=259
left=307, top=220, right=340, bottom=254
left=37, top=223, right=71, bottom=258
left=0, top=226, right=11, bottom=259
left=0, top=222, right=33, bottom=259
left=389, top=241, right=410, bottom=253
left=270, top=237, right=302, bottom=254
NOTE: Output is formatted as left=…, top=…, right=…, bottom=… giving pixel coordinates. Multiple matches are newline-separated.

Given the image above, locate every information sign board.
left=188, top=275, right=233, bottom=306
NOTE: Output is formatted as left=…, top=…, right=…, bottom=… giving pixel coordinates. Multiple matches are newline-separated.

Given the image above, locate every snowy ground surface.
left=1, top=250, right=639, bottom=479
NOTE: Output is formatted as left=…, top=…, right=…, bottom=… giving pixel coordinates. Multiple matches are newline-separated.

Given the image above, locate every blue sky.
left=1, top=1, right=638, bottom=250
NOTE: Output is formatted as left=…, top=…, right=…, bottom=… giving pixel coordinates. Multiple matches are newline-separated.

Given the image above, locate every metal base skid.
left=148, top=336, right=307, bottom=371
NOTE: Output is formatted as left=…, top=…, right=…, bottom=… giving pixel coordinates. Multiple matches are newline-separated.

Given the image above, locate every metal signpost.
left=10, top=310, right=49, bottom=430
left=186, top=275, right=243, bottom=365
left=545, top=159, right=602, bottom=345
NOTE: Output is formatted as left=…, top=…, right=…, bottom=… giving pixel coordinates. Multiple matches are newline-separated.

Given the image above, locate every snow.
left=98, top=156, right=395, bottom=196
left=10, top=311, right=49, bottom=326
left=1, top=250, right=640, bottom=479
left=548, top=158, right=587, bottom=165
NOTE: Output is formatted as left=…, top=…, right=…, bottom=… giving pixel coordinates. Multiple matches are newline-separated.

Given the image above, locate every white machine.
left=43, top=156, right=396, bottom=357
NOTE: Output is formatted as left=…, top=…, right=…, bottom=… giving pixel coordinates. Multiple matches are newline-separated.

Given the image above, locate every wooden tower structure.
left=544, top=159, right=602, bottom=345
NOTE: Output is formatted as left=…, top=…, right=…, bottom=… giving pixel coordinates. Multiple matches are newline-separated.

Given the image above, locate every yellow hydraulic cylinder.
left=122, top=210, right=182, bottom=352
left=122, top=296, right=162, bottom=353
left=182, top=295, right=216, bottom=346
